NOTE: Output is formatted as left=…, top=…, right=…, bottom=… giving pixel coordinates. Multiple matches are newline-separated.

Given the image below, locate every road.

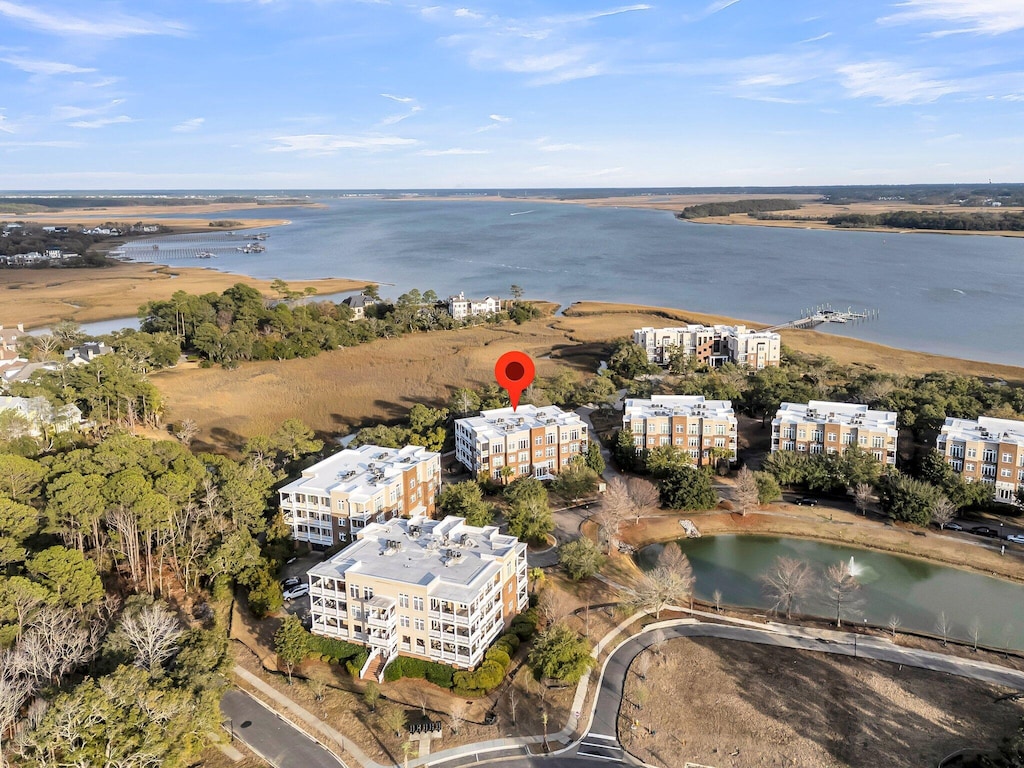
left=221, top=689, right=346, bottom=768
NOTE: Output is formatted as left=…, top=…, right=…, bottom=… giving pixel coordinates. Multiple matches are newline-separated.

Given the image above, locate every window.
left=872, top=451, right=883, bottom=461
left=715, top=424, right=726, bottom=435
left=798, top=429, right=806, bottom=439
left=784, top=441, right=795, bottom=451
left=546, top=434, right=555, bottom=444
left=400, top=616, right=410, bottom=628
left=872, top=436, right=884, bottom=448
left=660, top=436, right=670, bottom=446
left=966, top=462, right=975, bottom=472
left=490, top=443, right=502, bottom=454
left=784, top=428, right=795, bottom=439
left=967, top=448, right=977, bottom=459
left=1001, top=468, right=1012, bottom=478
left=842, top=433, right=854, bottom=444
left=535, top=436, right=543, bottom=446
left=350, top=584, right=359, bottom=598
left=570, top=430, right=580, bottom=440
left=1004, top=453, right=1013, bottom=464
left=631, top=422, right=643, bottom=434
left=362, top=586, right=374, bottom=600
left=827, top=432, right=837, bottom=442
left=518, top=439, right=528, bottom=450
left=414, top=618, right=424, bottom=631
left=399, top=593, right=409, bottom=608
left=858, top=435, right=868, bottom=445
left=714, top=438, right=725, bottom=447
left=413, top=597, right=424, bottom=611
left=983, top=450, right=997, bottom=463
left=688, top=424, right=699, bottom=435
left=675, top=437, right=684, bottom=446
left=545, top=446, right=556, bottom=457
left=676, top=424, right=685, bottom=433
left=812, top=430, right=823, bottom=442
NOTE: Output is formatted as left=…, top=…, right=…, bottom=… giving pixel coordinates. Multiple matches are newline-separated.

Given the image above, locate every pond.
left=636, top=535, right=1024, bottom=651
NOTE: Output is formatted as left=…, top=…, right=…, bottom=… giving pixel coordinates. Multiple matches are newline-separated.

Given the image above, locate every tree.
left=175, top=418, right=199, bottom=447
left=551, top=460, right=599, bottom=502
left=931, top=496, right=956, bottom=530
left=119, top=600, right=184, bottom=674
left=448, top=700, right=468, bottom=735
left=823, top=561, right=860, bottom=628
left=363, top=680, right=381, bottom=711
left=506, top=495, right=554, bottom=543
left=274, top=615, right=309, bottom=684
left=438, top=481, right=493, bottom=527
left=732, top=467, right=760, bottom=516
left=449, top=388, right=481, bottom=418
left=645, top=445, right=692, bottom=478
left=0, top=455, right=45, bottom=503
left=558, top=537, right=606, bottom=581
left=27, top=546, right=103, bottom=609
left=584, top=441, right=605, bottom=475
left=628, top=543, right=695, bottom=618
left=528, top=566, right=546, bottom=594
left=935, top=611, right=953, bottom=646
left=607, top=339, right=655, bottom=380
left=760, top=556, right=813, bottom=619
left=879, top=473, right=943, bottom=526
left=626, top=477, right=660, bottom=524
left=659, top=466, right=717, bottom=511
left=754, top=471, right=782, bottom=503
left=271, top=418, right=323, bottom=462
left=854, top=482, right=873, bottom=516
left=527, top=623, right=594, bottom=683
left=968, top=617, right=982, bottom=652
left=887, top=614, right=902, bottom=640
left=612, top=429, right=639, bottom=472
left=362, top=284, right=381, bottom=301
left=379, top=703, right=407, bottom=737
left=537, top=588, right=574, bottom=628
left=510, top=284, right=524, bottom=301
left=0, top=496, right=37, bottom=567
left=712, top=588, right=723, bottom=613
left=593, top=478, right=630, bottom=552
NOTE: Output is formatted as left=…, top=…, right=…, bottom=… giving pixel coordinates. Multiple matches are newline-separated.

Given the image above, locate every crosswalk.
left=576, top=732, right=624, bottom=762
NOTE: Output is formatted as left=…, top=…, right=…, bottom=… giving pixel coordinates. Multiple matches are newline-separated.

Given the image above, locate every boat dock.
left=767, top=305, right=879, bottom=332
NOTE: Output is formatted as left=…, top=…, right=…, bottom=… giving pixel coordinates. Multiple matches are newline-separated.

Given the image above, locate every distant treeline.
left=676, top=199, right=801, bottom=219
left=0, top=196, right=258, bottom=209
left=827, top=210, right=1024, bottom=232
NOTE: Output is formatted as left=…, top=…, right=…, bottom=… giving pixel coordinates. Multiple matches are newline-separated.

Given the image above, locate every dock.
left=767, top=305, right=879, bottom=332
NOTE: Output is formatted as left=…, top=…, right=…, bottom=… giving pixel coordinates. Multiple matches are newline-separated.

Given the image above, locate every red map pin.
left=495, top=350, right=535, bottom=412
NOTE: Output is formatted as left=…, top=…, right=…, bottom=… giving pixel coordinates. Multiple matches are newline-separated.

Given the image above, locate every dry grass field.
left=620, top=638, right=1024, bottom=768
left=0, top=199, right=320, bottom=225
left=1, top=263, right=371, bottom=329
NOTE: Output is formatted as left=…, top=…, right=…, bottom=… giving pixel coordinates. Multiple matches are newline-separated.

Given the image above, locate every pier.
left=115, top=231, right=269, bottom=261
left=767, top=305, right=879, bottom=332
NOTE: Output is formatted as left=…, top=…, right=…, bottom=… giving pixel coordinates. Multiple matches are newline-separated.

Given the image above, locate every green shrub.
left=496, top=633, right=520, bottom=655
left=484, top=648, right=510, bottom=669
left=511, top=608, right=539, bottom=640
left=425, top=662, right=454, bottom=689
left=452, top=686, right=487, bottom=699
left=307, top=635, right=363, bottom=663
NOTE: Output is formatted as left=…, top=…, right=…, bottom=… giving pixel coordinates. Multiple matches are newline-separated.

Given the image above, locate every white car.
left=1007, top=534, right=1024, bottom=544
left=282, top=583, right=310, bottom=601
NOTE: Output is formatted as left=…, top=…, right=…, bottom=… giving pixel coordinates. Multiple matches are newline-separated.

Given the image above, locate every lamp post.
left=228, top=717, right=234, bottom=743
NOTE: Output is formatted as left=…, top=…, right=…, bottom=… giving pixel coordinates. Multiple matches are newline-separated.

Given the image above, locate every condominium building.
left=771, top=400, right=898, bottom=465
left=307, top=515, right=528, bottom=671
left=622, top=395, right=737, bottom=465
left=937, top=416, right=1024, bottom=504
left=279, top=445, right=440, bottom=548
left=454, top=405, right=588, bottom=481
left=447, top=292, right=501, bottom=320
left=633, top=325, right=780, bottom=369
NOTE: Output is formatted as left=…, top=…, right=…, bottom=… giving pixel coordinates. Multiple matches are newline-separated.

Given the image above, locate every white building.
left=447, top=292, right=501, bottom=321
left=633, top=325, right=781, bottom=369
left=307, top=515, right=527, bottom=673
left=0, top=395, right=83, bottom=437
left=623, top=395, right=738, bottom=465
left=455, top=405, right=588, bottom=480
left=937, top=416, right=1024, bottom=504
left=279, top=445, right=440, bottom=548
left=64, top=341, right=111, bottom=364
left=771, top=400, right=898, bottom=465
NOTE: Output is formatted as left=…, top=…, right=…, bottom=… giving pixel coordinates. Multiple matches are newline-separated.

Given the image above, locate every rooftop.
left=457, top=405, right=585, bottom=436
left=280, top=444, right=438, bottom=504
left=942, top=415, right=1024, bottom=445
left=774, top=400, right=897, bottom=429
left=624, top=395, right=735, bottom=419
left=308, top=515, right=524, bottom=602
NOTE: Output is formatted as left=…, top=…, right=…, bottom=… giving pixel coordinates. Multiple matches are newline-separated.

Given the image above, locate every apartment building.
left=447, top=292, right=501, bottom=321
left=455, top=405, right=588, bottom=481
left=771, top=400, right=898, bottom=465
left=307, top=515, right=528, bottom=671
left=937, top=416, right=1024, bottom=504
left=279, top=445, right=440, bottom=548
left=633, top=325, right=780, bottom=369
left=622, top=395, right=737, bottom=465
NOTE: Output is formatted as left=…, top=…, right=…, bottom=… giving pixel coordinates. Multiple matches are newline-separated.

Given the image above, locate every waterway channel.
left=636, top=535, right=1024, bottom=651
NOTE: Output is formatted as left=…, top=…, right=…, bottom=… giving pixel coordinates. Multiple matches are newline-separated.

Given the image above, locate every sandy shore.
left=1, top=262, right=375, bottom=329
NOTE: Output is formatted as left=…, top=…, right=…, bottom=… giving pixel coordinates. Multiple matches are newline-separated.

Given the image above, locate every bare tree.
left=712, top=588, right=723, bottom=614
left=634, top=651, right=652, bottom=681
left=968, top=617, right=982, bottom=652
left=306, top=672, right=329, bottom=703
left=593, top=478, right=630, bottom=552
left=732, top=468, right=760, bottom=516
left=935, top=611, right=953, bottom=646
left=363, top=680, right=381, bottom=712
left=175, top=418, right=199, bottom=448
left=14, top=606, right=101, bottom=686
left=416, top=690, right=429, bottom=717
left=119, top=601, right=183, bottom=673
left=634, top=681, right=650, bottom=711
left=537, top=588, right=575, bottom=628
left=854, top=483, right=873, bottom=516
left=650, top=629, right=667, bottom=658
left=887, top=614, right=902, bottom=641
left=931, top=496, right=956, bottom=530
left=626, top=478, right=660, bottom=525
left=448, top=701, right=468, bottom=735
left=761, top=557, right=814, bottom=620
left=506, top=686, right=518, bottom=726
left=823, top=561, right=860, bottom=628
left=0, top=656, right=33, bottom=767
left=627, top=544, right=694, bottom=618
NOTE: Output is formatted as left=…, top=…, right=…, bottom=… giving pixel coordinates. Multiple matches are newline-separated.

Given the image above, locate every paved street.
left=221, top=689, right=346, bottom=768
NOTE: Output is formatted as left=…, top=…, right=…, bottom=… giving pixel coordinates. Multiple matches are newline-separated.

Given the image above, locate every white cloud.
left=417, top=147, right=490, bottom=155
left=381, top=93, right=415, bottom=103
left=379, top=105, right=423, bottom=126
left=454, top=8, right=483, bottom=20
left=538, top=142, right=585, bottom=151
left=541, top=5, right=652, bottom=24
left=1, top=56, right=95, bottom=75
left=0, top=139, right=84, bottom=147
left=879, top=0, right=1024, bottom=36
left=53, top=100, right=125, bottom=120
left=705, top=0, right=742, bottom=14
left=69, top=115, right=134, bottom=128
left=0, top=113, right=14, bottom=133
left=172, top=117, right=205, bottom=132
left=799, top=32, right=832, bottom=43
left=838, top=60, right=960, bottom=104
left=269, top=133, right=419, bottom=153
left=489, top=114, right=511, bottom=122
left=0, top=0, right=186, bottom=38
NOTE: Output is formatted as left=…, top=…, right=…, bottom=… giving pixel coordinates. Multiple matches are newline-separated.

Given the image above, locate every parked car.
left=971, top=526, right=999, bottom=538
left=1006, top=534, right=1024, bottom=544
left=795, top=497, right=818, bottom=507
left=283, top=583, right=310, bottom=601
left=945, top=523, right=963, bottom=531
left=280, top=576, right=301, bottom=589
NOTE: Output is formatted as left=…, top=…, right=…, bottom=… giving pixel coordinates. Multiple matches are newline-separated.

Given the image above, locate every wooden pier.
left=767, top=305, right=879, bottom=332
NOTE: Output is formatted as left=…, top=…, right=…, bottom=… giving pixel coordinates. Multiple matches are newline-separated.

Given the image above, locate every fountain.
left=848, top=556, right=862, bottom=577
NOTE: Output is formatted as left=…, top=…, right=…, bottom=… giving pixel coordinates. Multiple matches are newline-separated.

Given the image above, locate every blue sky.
left=1, top=0, right=1023, bottom=188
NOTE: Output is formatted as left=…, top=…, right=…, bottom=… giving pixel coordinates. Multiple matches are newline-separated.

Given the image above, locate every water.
left=119, top=198, right=1024, bottom=365
left=636, top=535, right=1024, bottom=650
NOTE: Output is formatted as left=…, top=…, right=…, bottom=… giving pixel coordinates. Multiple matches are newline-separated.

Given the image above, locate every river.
left=637, top=535, right=1024, bottom=651
left=116, top=197, right=1024, bottom=366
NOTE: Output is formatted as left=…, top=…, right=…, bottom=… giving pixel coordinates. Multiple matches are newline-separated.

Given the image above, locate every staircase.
left=360, top=651, right=386, bottom=682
